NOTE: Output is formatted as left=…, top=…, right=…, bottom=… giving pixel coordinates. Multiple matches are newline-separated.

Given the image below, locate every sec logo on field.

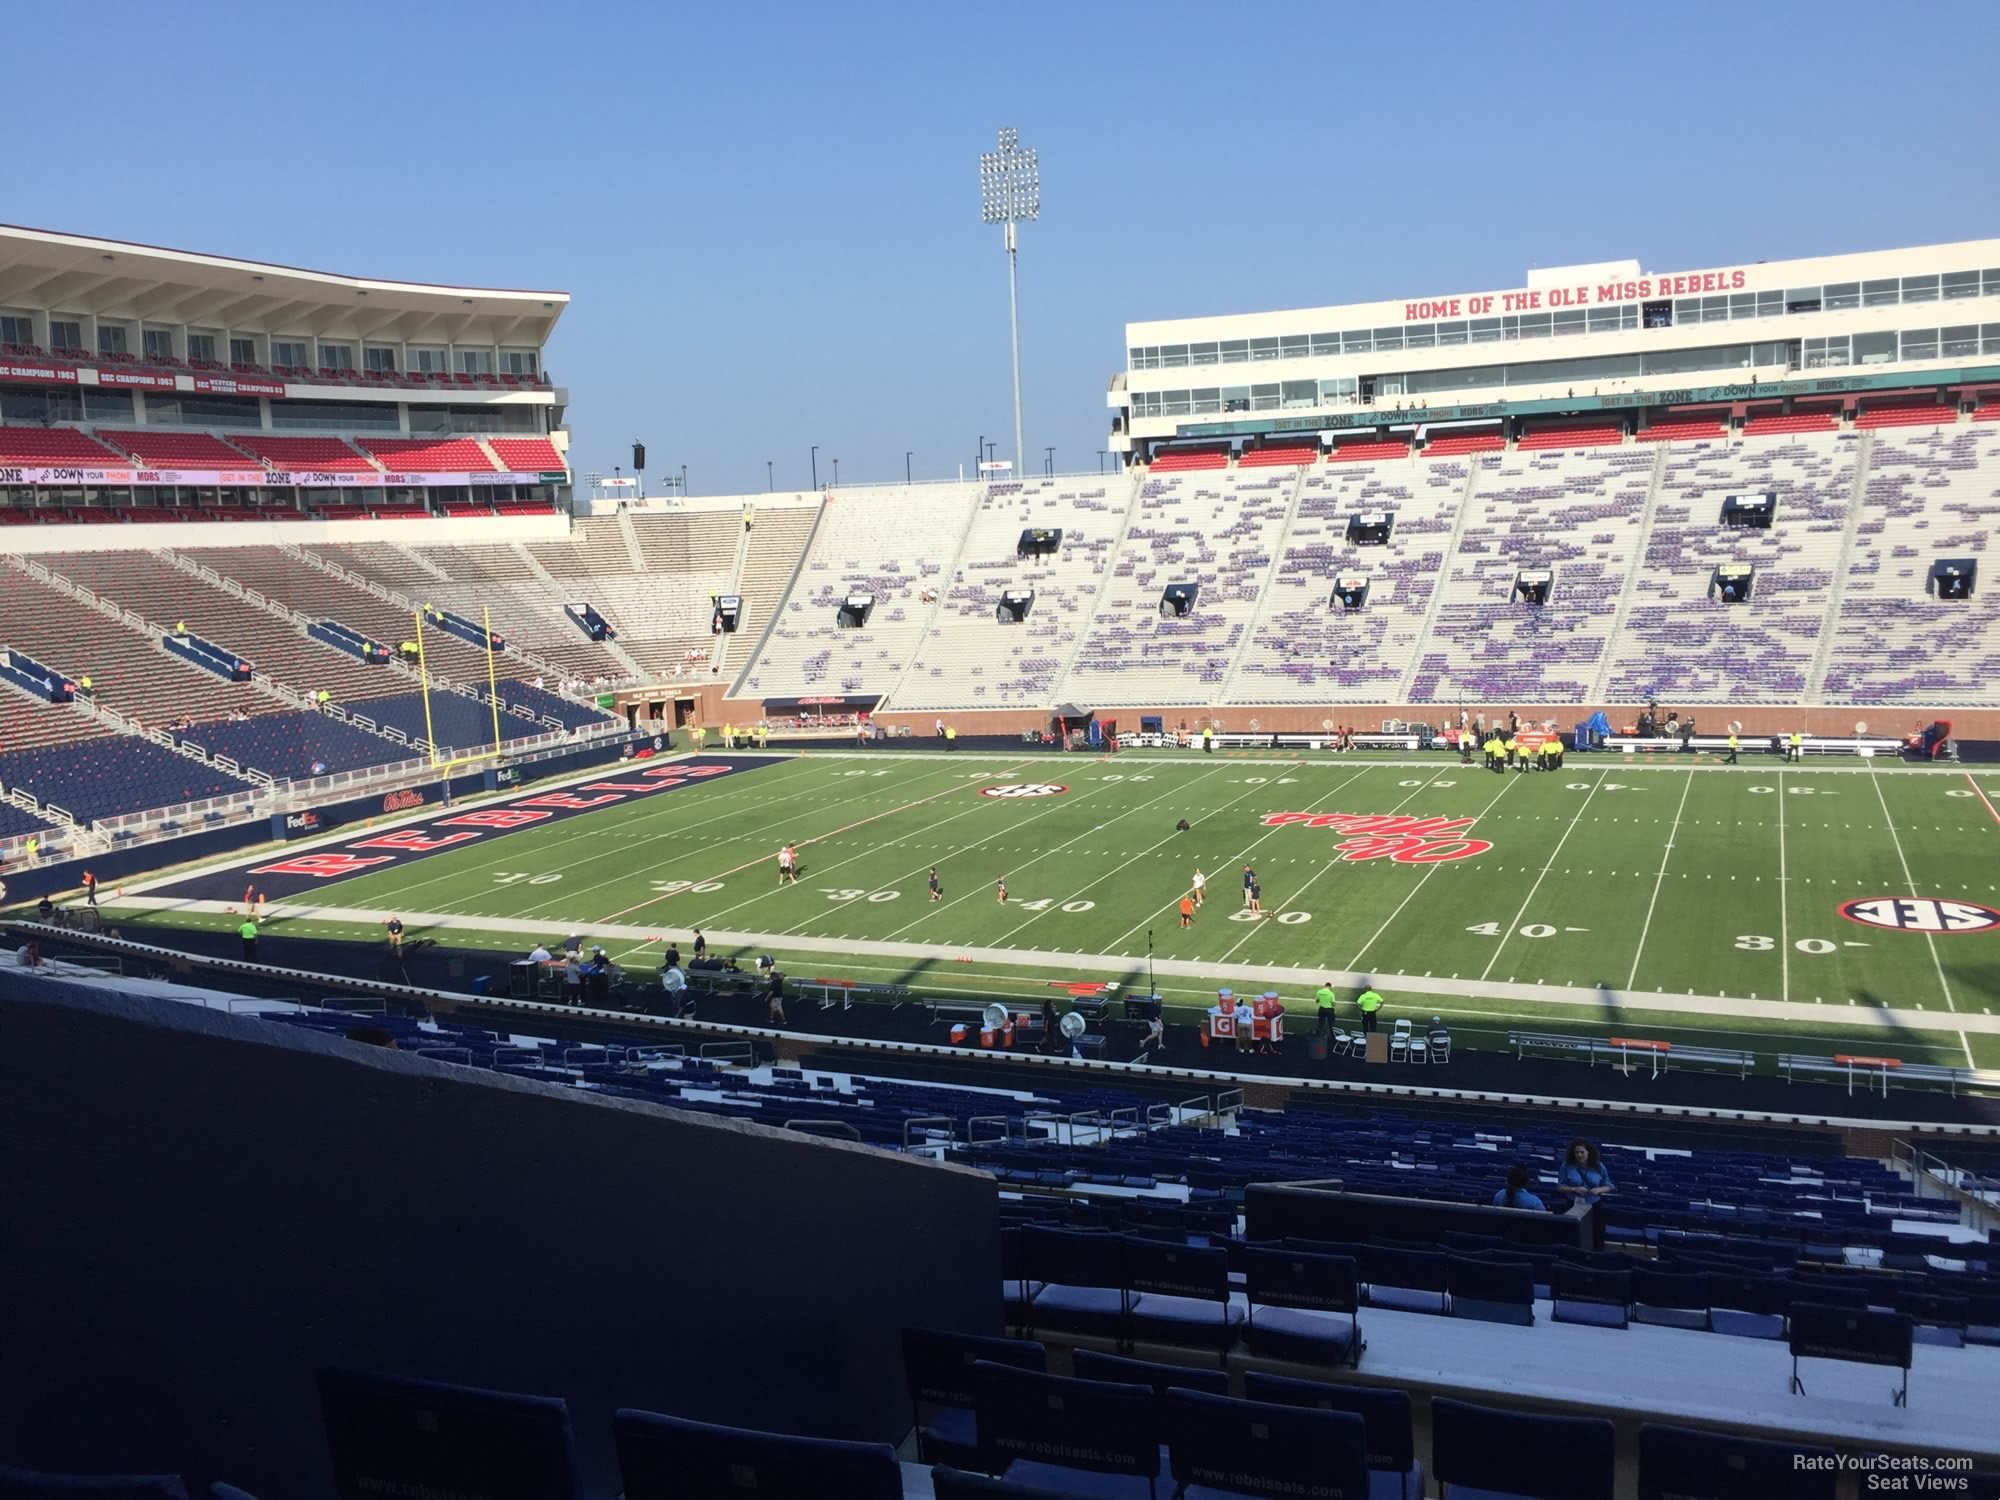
left=979, top=783, right=1068, bottom=799
left=1839, top=897, right=2000, bottom=934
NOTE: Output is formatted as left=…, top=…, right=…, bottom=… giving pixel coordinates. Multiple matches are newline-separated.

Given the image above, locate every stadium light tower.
left=979, top=127, right=1039, bottom=477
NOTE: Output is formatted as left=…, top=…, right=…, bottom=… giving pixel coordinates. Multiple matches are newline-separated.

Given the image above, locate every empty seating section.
left=1232, top=458, right=1466, bottom=703
left=1638, top=416, right=1728, bottom=442
left=1330, top=438, right=1412, bottom=462
left=895, top=480, right=1128, bottom=710
left=488, top=437, right=567, bottom=472
left=310, top=542, right=447, bottom=594
left=1518, top=423, right=1625, bottom=450
left=0, top=425, right=129, bottom=465
left=45, top=550, right=392, bottom=704
left=401, top=541, right=620, bottom=680
left=1424, top=432, right=1505, bottom=456
left=1239, top=444, right=1318, bottom=468
left=0, top=692, right=108, bottom=755
left=227, top=435, right=378, bottom=472
left=523, top=518, right=631, bottom=578
left=1822, top=427, right=2000, bottom=705
left=346, top=686, right=548, bottom=753
left=0, top=734, right=250, bottom=822
left=1744, top=410, right=1839, bottom=436
left=602, top=510, right=739, bottom=678
left=0, top=795, right=61, bottom=842
left=182, top=547, right=494, bottom=686
left=739, top=485, right=981, bottom=698
left=731, top=504, right=820, bottom=660
left=1413, top=448, right=1656, bottom=702
left=1149, top=448, right=1228, bottom=472
left=97, top=430, right=255, bottom=467
left=178, top=707, right=415, bottom=780
left=1065, top=469, right=1295, bottom=705
left=0, top=566, right=268, bottom=728
left=356, top=437, right=498, bottom=472
left=1856, top=403, right=1958, bottom=430
left=1603, top=435, right=1860, bottom=702
left=1977, top=401, right=2000, bottom=422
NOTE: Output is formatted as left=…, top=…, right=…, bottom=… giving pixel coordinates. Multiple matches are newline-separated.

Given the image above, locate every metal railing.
left=902, top=1115, right=955, bottom=1153
left=1891, top=1138, right=1997, bottom=1234
left=698, top=1040, right=755, bottom=1066
left=966, top=1114, right=1012, bottom=1149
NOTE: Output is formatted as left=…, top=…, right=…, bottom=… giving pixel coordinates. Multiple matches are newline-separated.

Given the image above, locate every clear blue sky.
left=6, top=0, right=1997, bottom=492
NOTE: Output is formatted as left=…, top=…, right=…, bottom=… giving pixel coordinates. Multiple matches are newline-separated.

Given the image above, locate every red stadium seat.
left=1635, top=417, right=1727, bottom=442
left=1149, top=449, right=1229, bottom=472
left=229, top=435, right=378, bottom=472
left=1327, top=437, right=1411, bottom=462
left=1423, top=432, right=1505, bottom=456
left=1855, top=402, right=1956, bottom=430
left=1517, top=424, right=1624, bottom=450
left=97, top=430, right=257, bottom=467
left=489, top=438, right=568, bottom=473
left=0, top=426, right=132, bottom=466
left=357, top=437, right=498, bottom=472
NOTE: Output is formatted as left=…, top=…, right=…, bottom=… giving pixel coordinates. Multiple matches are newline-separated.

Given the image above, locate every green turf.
left=113, top=750, right=2000, bottom=1072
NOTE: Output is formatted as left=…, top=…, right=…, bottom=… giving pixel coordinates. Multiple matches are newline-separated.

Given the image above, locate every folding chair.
left=613, top=1408, right=901, bottom=1500
left=1427, top=1027, right=1451, bottom=1063
left=316, top=1367, right=582, bottom=1500
left=1638, top=1423, right=1837, bottom=1500
left=973, top=1361, right=1160, bottom=1497
left=1122, top=1235, right=1244, bottom=1356
left=1447, top=1254, right=1536, bottom=1326
left=1389, top=1020, right=1411, bottom=1062
left=1551, top=1265, right=1633, bottom=1329
left=0, top=1469, right=188, bottom=1498
left=1242, top=1246, right=1365, bottom=1367
left=1432, top=1397, right=1615, bottom=1500
left=902, top=1328, right=1047, bottom=1468
left=1632, top=1267, right=1710, bottom=1331
left=1167, top=1388, right=1371, bottom=1500
left=1244, top=1373, right=1425, bottom=1500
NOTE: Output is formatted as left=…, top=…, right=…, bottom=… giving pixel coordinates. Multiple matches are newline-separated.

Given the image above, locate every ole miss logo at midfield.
left=1262, top=811, right=1492, bottom=864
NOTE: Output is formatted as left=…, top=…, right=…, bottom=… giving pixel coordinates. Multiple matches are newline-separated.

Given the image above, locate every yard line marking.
left=1865, top=761, right=1965, bottom=1060
left=1342, top=774, right=1519, bottom=973
left=594, top=758, right=1037, bottom=923
left=1965, top=772, right=2000, bottom=828
left=1777, top=766, right=1790, bottom=1003
left=1479, top=768, right=1610, bottom=984
left=1626, top=770, right=1696, bottom=990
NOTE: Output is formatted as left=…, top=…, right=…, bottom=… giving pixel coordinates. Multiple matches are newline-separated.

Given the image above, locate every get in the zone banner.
left=0, top=466, right=564, bottom=488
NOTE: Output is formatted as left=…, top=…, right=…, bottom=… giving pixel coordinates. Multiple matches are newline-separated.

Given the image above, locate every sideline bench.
left=1510, top=1031, right=1753, bottom=1080
left=1778, top=1053, right=1977, bottom=1097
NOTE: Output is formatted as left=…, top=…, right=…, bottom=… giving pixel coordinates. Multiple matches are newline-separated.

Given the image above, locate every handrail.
left=1891, top=1137, right=1997, bottom=1234
left=1107, top=1106, right=1140, bottom=1136
left=966, top=1114, right=1012, bottom=1149
left=902, top=1115, right=955, bottom=1152
left=1214, top=1088, right=1245, bottom=1122
left=698, top=1040, right=755, bottom=1065
left=1177, top=1093, right=1213, bottom=1128
left=1062, top=1109, right=1103, bottom=1146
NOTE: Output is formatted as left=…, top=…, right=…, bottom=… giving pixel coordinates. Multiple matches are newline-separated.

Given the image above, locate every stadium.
left=4, top=92, right=2000, bottom=1500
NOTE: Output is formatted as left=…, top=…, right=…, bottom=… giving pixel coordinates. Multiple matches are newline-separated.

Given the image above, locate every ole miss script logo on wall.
left=1839, top=897, right=2000, bottom=934
left=1262, top=811, right=1492, bottom=864
left=980, top=783, right=1068, bottom=798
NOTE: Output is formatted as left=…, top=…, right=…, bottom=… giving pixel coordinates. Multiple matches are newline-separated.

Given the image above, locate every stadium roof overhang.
left=0, top=223, right=568, bottom=344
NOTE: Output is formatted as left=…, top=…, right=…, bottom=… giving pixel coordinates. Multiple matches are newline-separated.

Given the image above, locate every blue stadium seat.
left=902, top=1328, right=1047, bottom=1468
left=1071, top=1350, right=1229, bottom=1452
left=1167, top=1387, right=1371, bottom=1500
left=1242, top=1246, right=1365, bottom=1367
left=315, top=1367, right=582, bottom=1500
left=1244, top=1372, right=1425, bottom=1500
left=1431, top=1397, right=1614, bottom=1500
left=1632, top=1267, right=1710, bottom=1330
left=1361, top=1245, right=1450, bottom=1315
left=612, top=1409, right=900, bottom=1500
left=1446, top=1254, right=1536, bottom=1326
left=1638, top=1423, right=1837, bottom=1500
left=0, top=737, right=251, bottom=822
left=972, top=1360, right=1160, bottom=1497
left=1551, top=1265, right=1632, bottom=1330
left=1121, top=1236, right=1243, bottom=1353
left=1022, top=1227, right=1127, bottom=1339
left=0, top=1469, right=187, bottom=1499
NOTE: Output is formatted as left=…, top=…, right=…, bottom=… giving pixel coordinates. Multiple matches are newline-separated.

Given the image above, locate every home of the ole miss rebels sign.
left=1402, top=266, right=1749, bottom=322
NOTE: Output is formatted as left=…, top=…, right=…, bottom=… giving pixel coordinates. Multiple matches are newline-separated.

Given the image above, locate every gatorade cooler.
left=949, top=1023, right=968, bottom=1045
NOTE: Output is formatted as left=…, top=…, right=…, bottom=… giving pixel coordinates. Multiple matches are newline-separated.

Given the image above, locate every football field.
left=119, top=749, right=2000, bottom=1072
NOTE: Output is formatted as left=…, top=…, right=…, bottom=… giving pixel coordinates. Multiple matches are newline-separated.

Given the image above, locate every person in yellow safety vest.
left=1355, top=986, right=1384, bottom=1035
left=78, top=675, right=92, bottom=694
left=316, top=689, right=330, bottom=707
left=1726, top=731, right=1739, bottom=765
left=174, top=619, right=187, bottom=637
left=692, top=724, right=706, bottom=750
left=1513, top=737, right=1532, bottom=772
left=1540, top=737, right=1561, bottom=771
left=722, top=723, right=733, bottom=749
left=945, top=725, right=958, bottom=751
left=1202, top=725, right=1215, bottom=754
left=24, top=835, right=37, bottom=866
left=1789, top=730, right=1803, bottom=763
left=756, top=722, right=767, bottom=749
left=1484, top=734, right=1502, bottom=772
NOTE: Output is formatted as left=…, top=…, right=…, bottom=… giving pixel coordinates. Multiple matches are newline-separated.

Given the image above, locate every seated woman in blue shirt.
left=1492, top=1164, right=1547, bottom=1212
left=1558, top=1137, right=1615, bottom=1198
